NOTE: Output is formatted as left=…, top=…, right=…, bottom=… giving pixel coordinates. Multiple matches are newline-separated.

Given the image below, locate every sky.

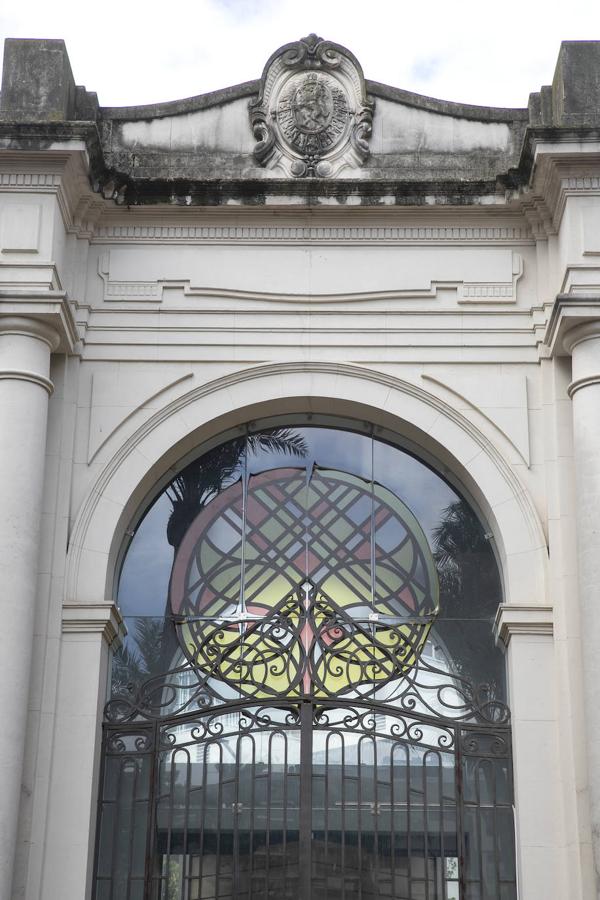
left=1, top=0, right=599, bottom=109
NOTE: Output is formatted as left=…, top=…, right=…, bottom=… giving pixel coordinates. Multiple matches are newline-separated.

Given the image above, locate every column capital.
left=563, top=319, right=600, bottom=354
left=0, top=291, right=79, bottom=353
left=0, top=314, right=61, bottom=350
left=494, top=604, right=554, bottom=648
left=544, top=293, right=600, bottom=357
left=0, top=314, right=63, bottom=394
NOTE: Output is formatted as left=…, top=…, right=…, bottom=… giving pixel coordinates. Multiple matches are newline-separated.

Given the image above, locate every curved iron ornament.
left=105, top=629, right=510, bottom=729
left=105, top=697, right=510, bottom=762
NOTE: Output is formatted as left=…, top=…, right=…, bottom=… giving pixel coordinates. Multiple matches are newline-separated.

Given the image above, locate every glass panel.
left=243, top=428, right=376, bottom=701
left=113, top=422, right=508, bottom=710
left=153, top=711, right=301, bottom=900
left=312, top=710, right=460, bottom=900
left=462, top=756, right=517, bottom=900
left=95, top=750, right=152, bottom=897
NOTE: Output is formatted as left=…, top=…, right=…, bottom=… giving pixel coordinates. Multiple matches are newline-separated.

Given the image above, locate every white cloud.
left=1, top=0, right=598, bottom=108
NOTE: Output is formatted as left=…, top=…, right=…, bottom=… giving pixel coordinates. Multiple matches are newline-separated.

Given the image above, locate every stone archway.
left=49, top=363, right=550, bottom=900
left=66, top=362, right=547, bottom=612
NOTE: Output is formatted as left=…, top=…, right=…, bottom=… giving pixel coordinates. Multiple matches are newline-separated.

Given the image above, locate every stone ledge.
left=544, top=293, right=600, bottom=357
left=61, top=602, right=125, bottom=647
left=0, top=290, right=79, bottom=353
left=494, top=604, right=554, bottom=647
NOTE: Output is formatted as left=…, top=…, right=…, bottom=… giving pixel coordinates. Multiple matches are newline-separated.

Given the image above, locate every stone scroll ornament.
left=250, top=34, right=374, bottom=178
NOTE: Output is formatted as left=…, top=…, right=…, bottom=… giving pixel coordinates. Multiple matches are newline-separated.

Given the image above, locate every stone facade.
left=1, top=34, right=600, bottom=900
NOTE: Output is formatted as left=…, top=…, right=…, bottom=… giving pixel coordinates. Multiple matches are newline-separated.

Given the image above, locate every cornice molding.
left=522, top=144, right=600, bottom=235
left=0, top=149, right=108, bottom=238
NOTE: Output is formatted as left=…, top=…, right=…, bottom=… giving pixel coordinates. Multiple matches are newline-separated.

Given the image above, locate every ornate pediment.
left=250, top=34, right=374, bottom=178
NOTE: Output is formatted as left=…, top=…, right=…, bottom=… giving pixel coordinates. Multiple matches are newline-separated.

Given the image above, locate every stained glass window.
left=114, top=420, right=506, bottom=705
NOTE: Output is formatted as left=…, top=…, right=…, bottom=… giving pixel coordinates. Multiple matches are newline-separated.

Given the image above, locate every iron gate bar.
left=144, top=724, right=158, bottom=900
left=299, top=701, right=313, bottom=900
left=455, top=731, right=466, bottom=900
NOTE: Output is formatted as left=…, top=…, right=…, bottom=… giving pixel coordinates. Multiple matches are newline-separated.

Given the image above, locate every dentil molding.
left=92, top=222, right=533, bottom=244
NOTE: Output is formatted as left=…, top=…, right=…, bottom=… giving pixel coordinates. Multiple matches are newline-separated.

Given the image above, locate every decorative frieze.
left=462, top=284, right=513, bottom=298
left=104, top=281, right=160, bottom=299
left=0, top=172, right=61, bottom=187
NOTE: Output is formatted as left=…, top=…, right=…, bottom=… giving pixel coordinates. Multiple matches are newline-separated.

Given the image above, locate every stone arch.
left=65, top=362, right=547, bottom=612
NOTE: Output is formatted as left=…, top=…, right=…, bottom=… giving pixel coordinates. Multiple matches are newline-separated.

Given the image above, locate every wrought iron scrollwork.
left=105, top=591, right=509, bottom=730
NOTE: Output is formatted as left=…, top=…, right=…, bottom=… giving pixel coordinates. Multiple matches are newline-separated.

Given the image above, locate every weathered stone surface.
left=529, top=41, right=600, bottom=127
left=0, top=39, right=76, bottom=122
left=1, top=35, right=599, bottom=205
left=553, top=41, right=600, bottom=127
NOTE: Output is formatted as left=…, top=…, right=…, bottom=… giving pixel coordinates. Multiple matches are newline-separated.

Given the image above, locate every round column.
left=565, top=320, right=600, bottom=892
left=0, top=315, right=59, bottom=900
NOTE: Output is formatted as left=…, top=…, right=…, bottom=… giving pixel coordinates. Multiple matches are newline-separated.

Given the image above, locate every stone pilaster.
left=40, top=603, right=124, bottom=900
left=0, top=315, right=59, bottom=899
left=494, top=605, right=558, bottom=898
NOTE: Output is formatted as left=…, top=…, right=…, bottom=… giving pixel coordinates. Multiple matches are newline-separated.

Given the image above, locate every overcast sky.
left=1, top=0, right=599, bottom=109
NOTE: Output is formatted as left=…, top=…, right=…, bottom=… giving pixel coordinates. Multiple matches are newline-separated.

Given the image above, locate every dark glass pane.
left=96, top=755, right=151, bottom=896
left=96, top=804, right=115, bottom=877
left=111, top=616, right=181, bottom=699
left=94, top=881, right=110, bottom=900
left=428, top=619, right=506, bottom=703
left=118, top=493, right=174, bottom=617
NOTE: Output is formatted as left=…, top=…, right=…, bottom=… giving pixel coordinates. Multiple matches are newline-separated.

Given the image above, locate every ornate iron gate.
left=95, top=695, right=515, bottom=900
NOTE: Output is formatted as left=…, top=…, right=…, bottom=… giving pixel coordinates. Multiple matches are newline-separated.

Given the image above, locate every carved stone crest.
left=250, top=34, right=374, bottom=178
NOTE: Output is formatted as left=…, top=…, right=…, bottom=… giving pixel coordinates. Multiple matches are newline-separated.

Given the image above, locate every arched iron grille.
left=94, top=425, right=516, bottom=900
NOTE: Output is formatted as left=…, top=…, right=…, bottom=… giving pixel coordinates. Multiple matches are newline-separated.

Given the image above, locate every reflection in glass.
left=152, top=710, right=302, bottom=900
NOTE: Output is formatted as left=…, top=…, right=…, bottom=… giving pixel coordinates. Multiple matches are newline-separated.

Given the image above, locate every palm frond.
left=248, top=428, right=309, bottom=457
